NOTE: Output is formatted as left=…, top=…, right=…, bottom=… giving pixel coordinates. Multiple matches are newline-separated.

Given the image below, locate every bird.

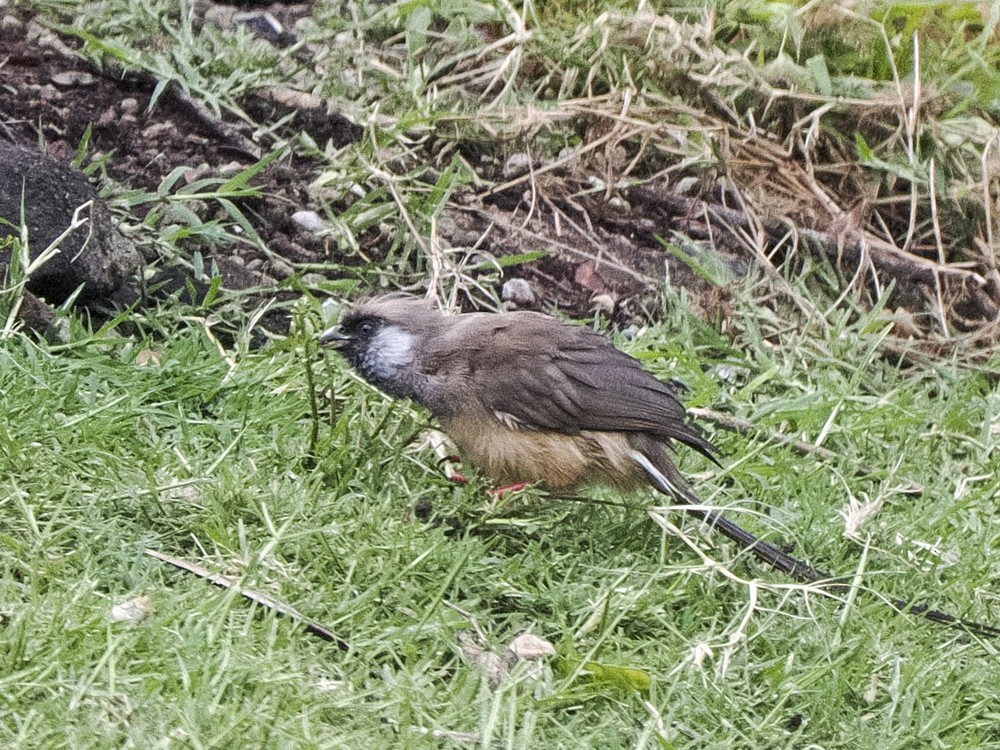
left=320, top=293, right=999, bottom=637
left=320, top=293, right=820, bottom=579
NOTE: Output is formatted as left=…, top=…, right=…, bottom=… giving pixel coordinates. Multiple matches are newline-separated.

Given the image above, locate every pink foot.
left=437, top=454, right=466, bottom=484
left=489, top=482, right=531, bottom=498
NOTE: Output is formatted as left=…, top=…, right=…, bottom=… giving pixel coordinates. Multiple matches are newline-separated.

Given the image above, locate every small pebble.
left=501, top=278, right=535, bottom=307
left=607, top=195, right=630, bottom=214
left=291, top=210, right=328, bottom=233
left=591, top=294, right=616, bottom=315
left=503, top=152, right=532, bottom=178
left=51, top=71, right=98, bottom=87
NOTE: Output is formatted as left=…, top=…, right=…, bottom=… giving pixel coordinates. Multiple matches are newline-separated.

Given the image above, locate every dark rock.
left=0, top=143, right=142, bottom=311
left=16, top=289, right=62, bottom=341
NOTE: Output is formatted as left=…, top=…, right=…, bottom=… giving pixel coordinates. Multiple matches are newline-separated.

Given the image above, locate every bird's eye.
left=358, top=322, right=374, bottom=336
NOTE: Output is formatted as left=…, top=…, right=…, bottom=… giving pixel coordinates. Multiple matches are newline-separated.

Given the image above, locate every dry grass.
left=313, top=0, right=1000, bottom=351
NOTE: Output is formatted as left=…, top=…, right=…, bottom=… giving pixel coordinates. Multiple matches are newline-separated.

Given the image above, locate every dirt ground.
left=0, top=2, right=741, bottom=330
left=2, top=4, right=336, bottom=304
left=3, top=2, right=998, bottom=346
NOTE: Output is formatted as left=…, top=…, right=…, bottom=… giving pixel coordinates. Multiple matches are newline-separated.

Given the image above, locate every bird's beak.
left=319, top=325, right=352, bottom=348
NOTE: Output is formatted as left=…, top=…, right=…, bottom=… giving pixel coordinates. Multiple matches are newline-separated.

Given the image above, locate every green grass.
left=6, top=0, right=1000, bottom=746
left=2, top=303, right=998, bottom=749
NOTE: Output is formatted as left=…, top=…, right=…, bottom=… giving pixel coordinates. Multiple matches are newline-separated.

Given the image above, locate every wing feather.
left=434, top=312, right=715, bottom=459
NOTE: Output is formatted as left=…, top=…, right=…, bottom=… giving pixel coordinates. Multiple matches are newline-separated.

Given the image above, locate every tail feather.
left=628, top=438, right=1000, bottom=639
left=629, top=449, right=829, bottom=583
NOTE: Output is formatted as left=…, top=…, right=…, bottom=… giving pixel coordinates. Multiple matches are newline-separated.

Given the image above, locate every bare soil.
left=4, top=3, right=998, bottom=350
left=0, top=3, right=739, bottom=332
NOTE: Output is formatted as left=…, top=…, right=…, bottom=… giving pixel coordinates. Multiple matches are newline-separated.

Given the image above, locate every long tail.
left=629, top=448, right=830, bottom=583
left=629, top=440, right=1000, bottom=639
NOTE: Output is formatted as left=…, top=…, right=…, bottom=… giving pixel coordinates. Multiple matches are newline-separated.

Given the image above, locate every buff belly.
left=441, top=416, right=647, bottom=493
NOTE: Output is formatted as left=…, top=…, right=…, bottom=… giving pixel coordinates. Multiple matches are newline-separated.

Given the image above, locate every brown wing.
left=434, top=312, right=716, bottom=460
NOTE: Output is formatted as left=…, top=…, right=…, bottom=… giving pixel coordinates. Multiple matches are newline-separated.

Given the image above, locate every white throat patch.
left=367, top=326, right=416, bottom=374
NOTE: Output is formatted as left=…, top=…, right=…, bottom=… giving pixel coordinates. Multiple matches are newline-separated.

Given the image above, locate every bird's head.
left=319, top=295, right=443, bottom=400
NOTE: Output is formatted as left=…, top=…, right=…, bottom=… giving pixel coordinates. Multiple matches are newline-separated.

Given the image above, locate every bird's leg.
left=428, top=437, right=526, bottom=495
left=435, top=454, right=468, bottom=484
left=424, top=430, right=467, bottom=484
left=489, top=482, right=531, bottom=498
